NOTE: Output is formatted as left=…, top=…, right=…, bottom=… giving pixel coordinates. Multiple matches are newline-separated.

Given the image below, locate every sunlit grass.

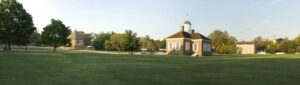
left=0, top=51, right=299, bottom=85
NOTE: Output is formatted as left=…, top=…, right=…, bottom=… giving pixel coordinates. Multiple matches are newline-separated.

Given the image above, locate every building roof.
left=167, top=31, right=210, bottom=40
left=167, top=31, right=191, bottom=38
left=190, top=33, right=211, bottom=40
left=184, top=20, right=192, bottom=25
left=68, top=30, right=83, bottom=40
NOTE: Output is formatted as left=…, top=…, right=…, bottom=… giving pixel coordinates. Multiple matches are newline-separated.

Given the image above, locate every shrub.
left=297, top=47, right=300, bottom=53
left=266, top=46, right=277, bottom=54
left=286, top=49, right=296, bottom=54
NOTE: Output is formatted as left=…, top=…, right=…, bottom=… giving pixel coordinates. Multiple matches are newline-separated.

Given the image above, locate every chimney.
left=180, top=26, right=185, bottom=32
left=191, top=29, right=195, bottom=33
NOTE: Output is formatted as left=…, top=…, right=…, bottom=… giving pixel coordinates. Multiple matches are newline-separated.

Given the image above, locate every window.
left=203, top=43, right=211, bottom=52
left=208, top=44, right=211, bottom=51
left=77, top=40, right=80, bottom=44
left=185, top=42, right=190, bottom=51
left=193, top=43, right=198, bottom=51
left=169, top=43, right=172, bottom=50
left=176, top=42, right=180, bottom=50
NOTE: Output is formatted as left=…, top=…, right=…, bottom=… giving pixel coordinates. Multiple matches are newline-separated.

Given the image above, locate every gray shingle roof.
left=168, top=31, right=210, bottom=40
left=167, top=31, right=191, bottom=38
left=190, top=33, right=210, bottom=40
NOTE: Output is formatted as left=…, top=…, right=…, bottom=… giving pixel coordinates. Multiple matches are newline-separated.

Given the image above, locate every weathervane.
left=186, top=12, right=189, bottom=20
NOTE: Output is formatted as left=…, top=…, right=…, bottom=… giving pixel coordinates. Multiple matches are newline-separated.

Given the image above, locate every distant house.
left=236, top=42, right=256, bottom=54
left=165, top=20, right=212, bottom=56
left=68, top=30, right=84, bottom=49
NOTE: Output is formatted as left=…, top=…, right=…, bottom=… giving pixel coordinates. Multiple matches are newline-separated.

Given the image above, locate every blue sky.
left=18, top=0, right=300, bottom=41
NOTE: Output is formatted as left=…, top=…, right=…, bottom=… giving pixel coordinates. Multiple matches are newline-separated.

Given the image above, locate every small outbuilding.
left=236, top=42, right=256, bottom=54
left=68, top=30, right=84, bottom=49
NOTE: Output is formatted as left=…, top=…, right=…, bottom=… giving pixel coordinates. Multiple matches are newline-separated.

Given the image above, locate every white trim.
left=166, top=38, right=185, bottom=40
left=193, top=43, right=198, bottom=51
left=191, top=39, right=202, bottom=41
left=176, top=42, right=180, bottom=50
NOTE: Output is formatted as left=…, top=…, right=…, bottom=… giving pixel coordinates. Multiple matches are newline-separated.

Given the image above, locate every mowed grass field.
left=0, top=51, right=300, bottom=85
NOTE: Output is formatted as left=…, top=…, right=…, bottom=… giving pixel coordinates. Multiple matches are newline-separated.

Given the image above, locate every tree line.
left=253, top=35, right=300, bottom=54
left=1, top=0, right=300, bottom=54
left=209, top=30, right=300, bottom=54
left=90, top=31, right=166, bottom=52
left=0, top=0, right=166, bottom=52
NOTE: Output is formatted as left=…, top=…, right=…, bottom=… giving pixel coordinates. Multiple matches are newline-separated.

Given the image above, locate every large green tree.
left=92, top=32, right=114, bottom=50
left=209, top=30, right=237, bottom=54
left=278, top=40, right=297, bottom=54
left=41, top=19, right=71, bottom=52
left=110, top=34, right=127, bottom=51
left=295, top=34, right=300, bottom=52
left=154, top=39, right=166, bottom=51
left=266, top=43, right=278, bottom=54
left=139, top=35, right=156, bottom=51
left=104, top=40, right=114, bottom=51
left=83, top=33, right=93, bottom=46
left=253, top=36, right=272, bottom=52
left=78, top=31, right=93, bottom=46
left=295, top=34, right=300, bottom=46
left=28, top=30, right=41, bottom=46
left=124, top=30, right=139, bottom=53
left=93, top=30, right=140, bottom=53
left=0, top=0, right=36, bottom=51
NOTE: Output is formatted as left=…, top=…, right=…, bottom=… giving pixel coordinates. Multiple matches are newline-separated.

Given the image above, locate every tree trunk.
left=53, top=43, right=57, bottom=52
left=26, top=44, right=29, bottom=52
left=53, top=46, right=56, bottom=52
left=8, top=42, right=11, bottom=51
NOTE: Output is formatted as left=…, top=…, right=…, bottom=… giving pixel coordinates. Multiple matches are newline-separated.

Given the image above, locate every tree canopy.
left=295, top=35, right=300, bottom=53
left=91, top=30, right=165, bottom=52
left=295, top=34, right=300, bottom=46
left=209, top=30, right=237, bottom=54
left=93, top=32, right=114, bottom=50
left=253, top=36, right=272, bottom=52
left=29, top=30, right=41, bottom=46
left=110, top=34, right=127, bottom=51
left=123, top=30, right=140, bottom=53
left=139, top=35, right=156, bottom=51
left=0, top=0, right=36, bottom=51
left=41, top=19, right=71, bottom=52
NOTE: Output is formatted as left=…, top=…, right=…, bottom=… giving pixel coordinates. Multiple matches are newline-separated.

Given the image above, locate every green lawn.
left=0, top=51, right=300, bottom=85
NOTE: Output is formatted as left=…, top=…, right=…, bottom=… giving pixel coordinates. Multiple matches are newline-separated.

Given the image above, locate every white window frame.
left=176, top=42, right=180, bottom=50
left=193, top=43, right=198, bottom=51
left=172, top=43, right=176, bottom=50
